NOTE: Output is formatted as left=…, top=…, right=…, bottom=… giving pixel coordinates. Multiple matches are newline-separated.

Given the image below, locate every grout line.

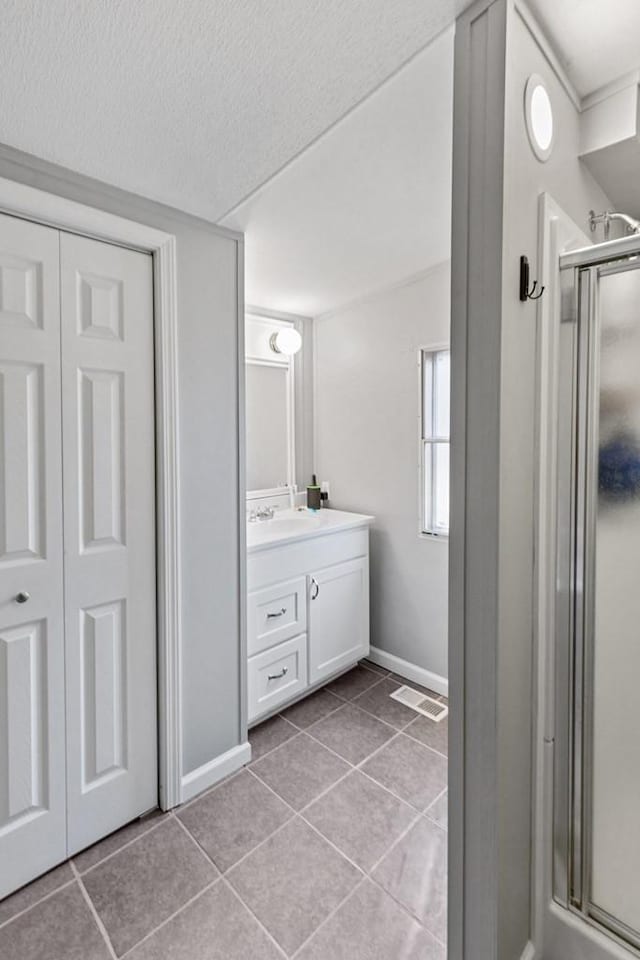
left=71, top=862, right=118, bottom=960
left=306, top=692, right=411, bottom=738
left=223, top=878, right=289, bottom=959
left=366, top=811, right=423, bottom=876
left=78, top=815, right=170, bottom=877
left=246, top=719, right=300, bottom=761
left=251, top=722, right=434, bottom=817
left=424, top=784, right=449, bottom=815
left=277, top=697, right=344, bottom=732
left=400, top=725, right=448, bottom=761
left=249, top=729, right=304, bottom=768
left=118, top=879, right=221, bottom=957
left=289, top=876, right=369, bottom=959
left=366, top=869, right=448, bottom=950
left=246, top=736, right=424, bottom=869
left=221, top=804, right=298, bottom=878
left=170, top=813, right=225, bottom=873
left=0, top=875, right=77, bottom=931
left=250, top=718, right=446, bottom=822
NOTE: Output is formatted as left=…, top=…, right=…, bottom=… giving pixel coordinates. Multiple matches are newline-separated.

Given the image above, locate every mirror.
left=245, top=315, right=296, bottom=498
left=245, top=362, right=290, bottom=491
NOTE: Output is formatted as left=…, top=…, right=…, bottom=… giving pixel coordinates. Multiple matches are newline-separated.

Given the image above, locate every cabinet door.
left=308, top=557, right=369, bottom=685
left=0, top=213, right=67, bottom=898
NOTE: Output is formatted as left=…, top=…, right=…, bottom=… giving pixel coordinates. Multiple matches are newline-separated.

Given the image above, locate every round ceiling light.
left=524, top=74, right=554, bottom=162
left=269, top=327, right=302, bottom=356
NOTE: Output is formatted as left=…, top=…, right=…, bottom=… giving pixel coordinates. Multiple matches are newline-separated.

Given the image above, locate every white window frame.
left=420, top=345, right=450, bottom=538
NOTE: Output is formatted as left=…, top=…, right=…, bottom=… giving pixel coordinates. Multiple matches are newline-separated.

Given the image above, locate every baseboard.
left=180, top=741, right=251, bottom=804
left=367, top=646, right=448, bottom=697
left=520, top=941, right=536, bottom=960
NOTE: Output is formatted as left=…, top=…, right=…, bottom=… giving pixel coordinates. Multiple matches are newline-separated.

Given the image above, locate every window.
left=421, top=348, right=450, bottom=536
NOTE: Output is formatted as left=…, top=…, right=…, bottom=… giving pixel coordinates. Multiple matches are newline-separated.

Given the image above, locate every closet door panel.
left=60, top=233, right=157, bottom=855
left=0, top=213, right=66, bottom=898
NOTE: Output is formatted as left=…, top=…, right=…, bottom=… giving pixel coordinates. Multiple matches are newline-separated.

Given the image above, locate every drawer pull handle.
left=268, top=666, right=289, bottom=681
left=310, top=578, right=319, bottom=600
left=267, top=607, right=287, bottom=620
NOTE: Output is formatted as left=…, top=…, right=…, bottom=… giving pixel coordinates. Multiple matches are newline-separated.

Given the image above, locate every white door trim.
left=0, top=175, right=183, bottom=810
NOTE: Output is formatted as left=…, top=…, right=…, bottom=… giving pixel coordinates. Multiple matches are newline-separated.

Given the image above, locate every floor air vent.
left=390, top=686, right=448, bottom=722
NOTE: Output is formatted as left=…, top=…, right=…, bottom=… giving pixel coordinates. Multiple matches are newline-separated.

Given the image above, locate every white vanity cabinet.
left=246, top=511, right=372, bottom=725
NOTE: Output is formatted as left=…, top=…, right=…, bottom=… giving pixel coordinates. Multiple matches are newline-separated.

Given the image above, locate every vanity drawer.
left=247, top=577, right=307, bottom=656
left=248, top=634, right=308, bottom=723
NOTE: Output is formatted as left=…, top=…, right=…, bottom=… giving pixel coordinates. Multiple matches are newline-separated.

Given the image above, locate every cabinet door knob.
left=15, top=591, right=30, bottom=604
left=310, top=578, right=319, bottom=600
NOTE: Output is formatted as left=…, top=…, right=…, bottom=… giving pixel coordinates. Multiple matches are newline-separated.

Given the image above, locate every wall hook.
left=519, top=255, right=545, bottom=302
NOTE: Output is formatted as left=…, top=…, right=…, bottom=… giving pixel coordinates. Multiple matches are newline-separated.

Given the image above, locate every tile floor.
left=0, top=660, right=448, bottom=960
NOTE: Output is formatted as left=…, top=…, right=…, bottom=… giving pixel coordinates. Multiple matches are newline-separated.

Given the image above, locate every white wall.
left=314, top=264, right=450, bottom=681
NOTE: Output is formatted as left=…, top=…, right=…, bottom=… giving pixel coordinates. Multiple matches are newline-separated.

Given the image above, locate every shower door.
left=555, top=235, right=640, bottom=953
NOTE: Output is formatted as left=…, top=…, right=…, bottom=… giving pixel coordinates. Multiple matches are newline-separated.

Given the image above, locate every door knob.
left=15, top=591, right=30, bottom=604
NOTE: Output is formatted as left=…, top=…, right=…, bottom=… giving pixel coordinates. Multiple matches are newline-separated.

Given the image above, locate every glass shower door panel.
left=591, top=266, right=640, bottom=934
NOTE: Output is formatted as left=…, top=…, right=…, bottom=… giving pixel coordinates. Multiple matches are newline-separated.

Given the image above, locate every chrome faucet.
left=248, top=506, right=276, bottom=523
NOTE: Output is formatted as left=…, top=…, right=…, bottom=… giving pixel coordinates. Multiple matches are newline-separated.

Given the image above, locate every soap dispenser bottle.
left=306, top=474, right=321, bottom=511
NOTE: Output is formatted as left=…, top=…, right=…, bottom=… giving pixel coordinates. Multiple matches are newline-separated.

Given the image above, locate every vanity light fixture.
left=269, top=328, right=302, bottom=356
left=524, top=74, right=554, bottom=162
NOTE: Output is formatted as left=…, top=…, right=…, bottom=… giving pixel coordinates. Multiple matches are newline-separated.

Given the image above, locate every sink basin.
left=246, top=507, right=374, bottom=551
left=248, top=511, right=321, bottom=537
left=266, top=513, right=322, bottom=534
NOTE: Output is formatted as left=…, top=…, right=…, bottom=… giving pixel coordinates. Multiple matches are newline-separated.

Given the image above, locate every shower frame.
left=553, top=231, right=640, bottom=956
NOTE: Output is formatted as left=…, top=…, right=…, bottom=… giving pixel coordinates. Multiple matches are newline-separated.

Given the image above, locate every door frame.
left=0, top=175, right=183, bottom=810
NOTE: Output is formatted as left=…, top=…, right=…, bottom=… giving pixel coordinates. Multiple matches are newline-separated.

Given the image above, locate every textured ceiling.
left=527, top=0, right=640, bottom=97
left=221, top=29, right=454, bottom=317
left=0, top=0, right=468, bottom=221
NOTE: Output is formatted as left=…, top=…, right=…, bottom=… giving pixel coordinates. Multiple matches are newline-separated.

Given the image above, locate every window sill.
left=419, top=531, right=449, bottom=543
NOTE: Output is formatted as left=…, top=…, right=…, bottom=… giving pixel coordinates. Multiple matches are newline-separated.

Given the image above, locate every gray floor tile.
left=0, top=883, right=111, bottom=960
left=128, top=882, right=282, bottom=960
left=358, top=658, right=390, bottom=676
left=0, top=862, right=74, bottom=927
left=373, top=816, right=447, bottom=942
left=73, top=809, right=167, bottom=873
left=425, top=790, right=448, bottom=829
left=177, top=770, right=292, bottom=871
left=405, top=714, right=448, bottom=756
left=249, top=715, right=298, bottom=762
left=309, top=703, right=395, bottom=764
left=296, top=879, right=445, bottom=960
left=251, top=732, right=349, bottom=810
left=280, top=688, right=342, bottom=729
left=304, top=770, right=416, bottom=871
left=82, top=817, right=217, bottom=956
left=352, top=677, right=418, bottom=729
left=227, top=818, right=360, bottom=956
left=362, top=734, right=447, bottom=810
left=326, top=665, right=382, bottom=700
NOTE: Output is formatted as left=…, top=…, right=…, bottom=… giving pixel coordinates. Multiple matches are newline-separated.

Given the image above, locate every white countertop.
left=246, top=507, right=374, bottom=553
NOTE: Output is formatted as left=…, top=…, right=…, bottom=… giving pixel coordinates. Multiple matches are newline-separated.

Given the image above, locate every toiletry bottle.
left=307, top=474, right=321, bottom=511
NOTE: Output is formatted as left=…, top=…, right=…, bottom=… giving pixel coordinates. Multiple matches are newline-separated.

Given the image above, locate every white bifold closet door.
left=0, top=212, right=157, bottom=898
left=0, top=214, right=67, bottom=896
left=60, top=232, right=157, bottom=856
